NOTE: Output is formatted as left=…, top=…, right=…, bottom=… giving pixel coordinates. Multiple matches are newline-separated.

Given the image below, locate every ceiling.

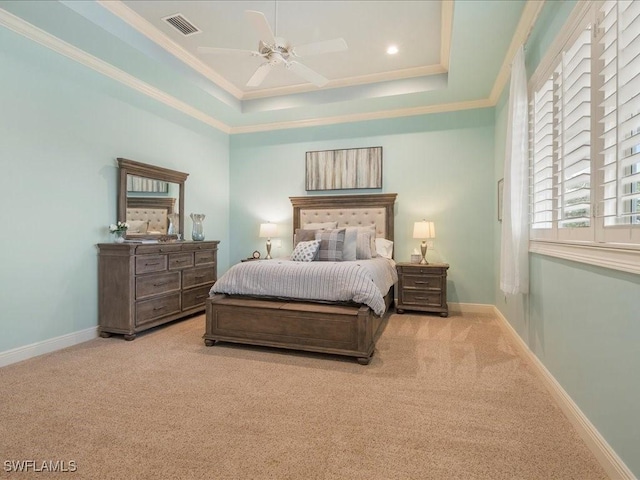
left=0, top=0, right=541, bottom=134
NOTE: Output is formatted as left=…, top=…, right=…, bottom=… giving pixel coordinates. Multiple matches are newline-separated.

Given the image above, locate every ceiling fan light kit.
left=197, top=10, right=347, bottom=88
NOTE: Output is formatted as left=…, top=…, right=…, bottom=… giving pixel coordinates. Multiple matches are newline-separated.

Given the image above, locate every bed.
left=203, top=193, right=397, bottom=364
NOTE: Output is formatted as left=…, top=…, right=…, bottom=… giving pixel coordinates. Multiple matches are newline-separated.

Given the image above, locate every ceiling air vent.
left=163, top=13, right=201, bottom=36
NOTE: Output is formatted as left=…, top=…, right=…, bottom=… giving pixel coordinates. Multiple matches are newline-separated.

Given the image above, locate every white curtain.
left=500, top=45, right=529, bottom=295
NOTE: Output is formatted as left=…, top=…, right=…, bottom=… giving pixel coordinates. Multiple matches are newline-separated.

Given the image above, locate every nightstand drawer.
left=401, top=290, right=443, bottom=306
left=402, top=274, right=442, bottom=290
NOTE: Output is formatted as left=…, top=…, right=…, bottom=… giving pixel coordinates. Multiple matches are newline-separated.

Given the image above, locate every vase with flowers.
left=109, top=221, right=129, bottom=243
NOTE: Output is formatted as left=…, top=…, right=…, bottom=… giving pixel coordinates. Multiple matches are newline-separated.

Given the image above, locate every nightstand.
left=395, top=263, right=449, bottom=317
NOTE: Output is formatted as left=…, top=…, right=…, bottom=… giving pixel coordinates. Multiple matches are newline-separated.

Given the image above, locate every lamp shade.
left=413, top=221, right=435, bottom=239
left=259, top=222, right=278, bottom=238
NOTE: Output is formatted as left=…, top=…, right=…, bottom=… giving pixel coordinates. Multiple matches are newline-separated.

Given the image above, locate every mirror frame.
left=117, top=158, right=188, bottom=240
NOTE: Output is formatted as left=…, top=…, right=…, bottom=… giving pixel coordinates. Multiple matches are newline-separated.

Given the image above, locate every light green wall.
left=494, top=1, right=640, bottom=475
left=229, top=109, right=496, bottom=305
left=0, top=26, right=230, bottom=353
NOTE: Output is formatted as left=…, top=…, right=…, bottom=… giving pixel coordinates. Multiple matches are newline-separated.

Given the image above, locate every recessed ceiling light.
left=386, top=45, right=399, bottom=55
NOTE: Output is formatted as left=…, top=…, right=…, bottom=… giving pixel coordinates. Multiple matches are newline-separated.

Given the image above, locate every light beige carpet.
left=0, top=312, right=608, bottom=479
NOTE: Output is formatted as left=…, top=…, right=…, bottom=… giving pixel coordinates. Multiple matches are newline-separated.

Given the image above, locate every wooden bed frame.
left=203, top=193, right=397, bottom=364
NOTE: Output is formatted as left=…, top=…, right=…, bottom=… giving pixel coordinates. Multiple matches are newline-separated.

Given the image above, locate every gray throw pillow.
left=315, top=228, right=346, bottom=261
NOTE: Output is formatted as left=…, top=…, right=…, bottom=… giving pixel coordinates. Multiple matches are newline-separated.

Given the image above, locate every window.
left=528, top=1, right=640, bottom=274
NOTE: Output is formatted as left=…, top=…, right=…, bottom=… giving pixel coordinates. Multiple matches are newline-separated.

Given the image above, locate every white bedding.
left=211, top=257, right=398, bottom=316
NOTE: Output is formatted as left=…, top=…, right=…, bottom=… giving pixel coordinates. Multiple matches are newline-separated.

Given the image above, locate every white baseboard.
left=448, top=302, right=496, bottom=314
left=0, top=327, right=99, bottom=368
left=493, top=306, right=635, bottom=480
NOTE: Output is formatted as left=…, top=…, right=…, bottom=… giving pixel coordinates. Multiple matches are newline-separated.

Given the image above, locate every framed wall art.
left=305, top=146, right=382, bottom=191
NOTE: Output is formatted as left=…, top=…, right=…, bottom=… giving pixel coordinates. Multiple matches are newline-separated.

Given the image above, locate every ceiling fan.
left=197, top=10, right=347, bottom=88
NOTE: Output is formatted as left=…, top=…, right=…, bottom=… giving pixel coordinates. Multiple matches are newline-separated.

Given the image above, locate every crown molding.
left=96, top=0, right=244, bottom=100
left=441, top=0, right=454, bottom=72
left=242, top=64, right=448, bottom=100
left=489, top=0, right=545, bottom=103
left=0, top=7, right=231, bottom=134
left=229, top=98, right=493, bottom=134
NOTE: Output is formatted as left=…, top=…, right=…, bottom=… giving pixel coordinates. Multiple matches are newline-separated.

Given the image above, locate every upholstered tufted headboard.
left=125, top=197, right=176, bottom=235
left=290, top=193, right=397, bottom=241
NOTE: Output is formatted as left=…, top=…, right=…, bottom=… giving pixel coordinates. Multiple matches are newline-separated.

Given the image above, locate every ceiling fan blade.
left=287, top=61, right=328, bottom=87
left=245, top=10, right=276, bottom=46
left=246, top=63, right=273, bottom=87
left=197, top=46, right=263, bottom=57
left=292, top=38, right=348, bottom=57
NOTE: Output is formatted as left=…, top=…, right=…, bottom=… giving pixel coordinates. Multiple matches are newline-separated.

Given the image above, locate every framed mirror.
left=117, top=158, right=188, bottom=240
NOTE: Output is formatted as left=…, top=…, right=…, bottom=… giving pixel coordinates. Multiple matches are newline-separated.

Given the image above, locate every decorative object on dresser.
left=413, top=220, right=435, bottom=264
left=190, top=213, right=206, bottom=241
left=98, top=241, right=219, bottom=340
left=205, top=193, right=397, bottom=365
left=117, top=158, right=187, bottom=240
left=109, top=221, right=129, bottom=243
left=259, top=222, right=277, bottom=259
left=396, top=263, right=449, bottom=317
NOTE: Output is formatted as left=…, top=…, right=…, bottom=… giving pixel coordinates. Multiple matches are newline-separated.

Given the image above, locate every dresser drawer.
left=400, top=290, right=443, bottom=307
left=169, top=252, right=194, bottom=270
left=136, top=293, right=181, bottom=326
left=402, top=274, right=443, bottom=290
left=194, top=250, right=216, bottom=265
left=136, top=272, right=180, bottom=299
left=182, top=283, right=213, bottom=310
left=183, top=266, right=216, bottom=288
left=183, top=242, right=217, bottom=252
left=136, top=244, right=181, bottom=255
left=136, top=255, right=167, bottom=274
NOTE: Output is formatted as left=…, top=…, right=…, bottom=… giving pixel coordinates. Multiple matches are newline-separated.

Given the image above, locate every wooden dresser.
left=395, top=263, right=449, bottom=317
left=97, top=241, right=219, bottom=340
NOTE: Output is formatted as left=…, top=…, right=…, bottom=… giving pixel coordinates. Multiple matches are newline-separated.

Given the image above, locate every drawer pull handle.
left=153, top=306, right=167, bottom=311
left=196, top=295, right=207, bottom=300
left=414, top=281, right=431, bottom=285
left=146, top=262, right=161, bottom=266
left=153, top=282, right=170, bottom=287
left=195, top=275, right=205, bottom=279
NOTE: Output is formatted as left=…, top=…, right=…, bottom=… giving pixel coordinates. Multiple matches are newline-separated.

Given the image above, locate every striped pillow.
left=315, top=228, right=346, bottom=261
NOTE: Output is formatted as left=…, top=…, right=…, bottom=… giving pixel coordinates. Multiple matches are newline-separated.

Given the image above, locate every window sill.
left=529, top=240, right=640, bottom=275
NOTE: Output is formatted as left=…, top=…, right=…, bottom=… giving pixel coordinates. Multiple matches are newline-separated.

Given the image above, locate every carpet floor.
left=0, top=312, right=608, bottom=479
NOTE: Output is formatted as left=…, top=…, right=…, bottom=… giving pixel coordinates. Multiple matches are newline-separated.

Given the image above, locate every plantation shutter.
left=597, top=0, right=640, bottom=242
left=530, top=78, right=555, bottom=233
left=556, top=27, right=592, bottom=237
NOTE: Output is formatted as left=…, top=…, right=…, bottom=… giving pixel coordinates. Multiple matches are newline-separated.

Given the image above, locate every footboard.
left=204, top=294, right=389, bottom=364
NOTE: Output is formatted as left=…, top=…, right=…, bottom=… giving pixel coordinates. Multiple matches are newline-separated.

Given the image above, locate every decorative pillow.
left=128, top=220, right=149, bottom=234
left=291, top=239, right=321, bottom=262
left=341, top=227, right=358, bottom=261
left=293, top=229, right=318, bottom=246
left=315, top=228, right=346, bottom=261
left=355, top=226, right=377, bottom=259
left=376, top=238, right=394, bottom=259
left=356, top=230, right=373, bottom=259
left=303, top=221, right=337, bottom=231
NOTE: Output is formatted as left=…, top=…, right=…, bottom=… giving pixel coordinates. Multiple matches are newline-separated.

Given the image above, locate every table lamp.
left=259, top=222, right=278, bottom=259
left=413, top=220, right=435, bottom=264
